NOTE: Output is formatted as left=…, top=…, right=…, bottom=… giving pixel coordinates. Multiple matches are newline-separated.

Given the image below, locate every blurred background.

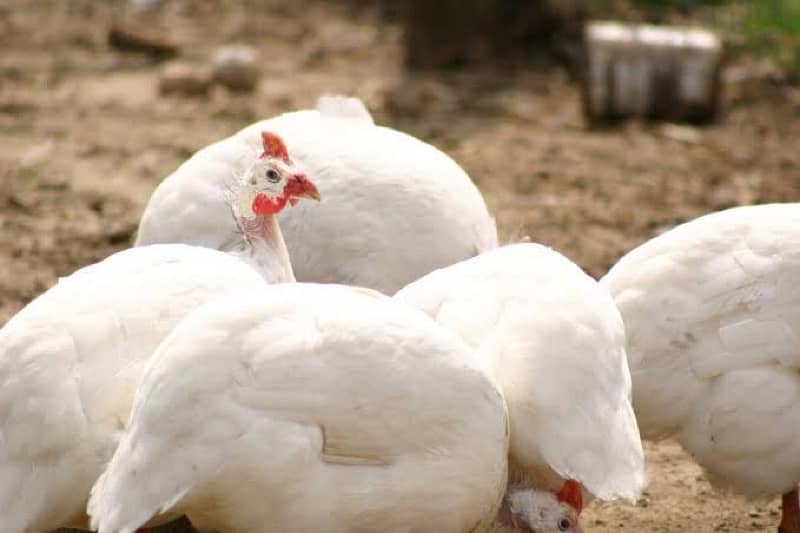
left=1, top=1, right=799, bottom=530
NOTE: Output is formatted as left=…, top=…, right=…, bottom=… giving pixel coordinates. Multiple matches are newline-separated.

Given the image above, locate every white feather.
left=88, top=283, right=509, bottom=533
left=0, top=245, right=266, bottom=532
left=135, top=100, right=498, bottom=295
left=602, top=203, right=800, bottom=497
left=315, top=94, right=374, bottom=124
left=395, top=243, right=646, bottom=502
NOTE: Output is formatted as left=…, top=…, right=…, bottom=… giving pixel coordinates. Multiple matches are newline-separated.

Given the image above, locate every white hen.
left=0, top=131, right=319, bottom=532
left=396, top=243, right=645, bottom=533
left=88, top=283, right=509, bottom=533
left=135, top=95, right=498, bottom=295
left=601, top=203, right=800, bottom=533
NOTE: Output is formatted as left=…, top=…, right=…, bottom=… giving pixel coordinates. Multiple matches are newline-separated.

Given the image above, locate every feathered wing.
left=396, top=243, right=645, bottom=501
left=601, top=204, right=800, bottom=495
left=602, top=204, right=800, bottom=436
left=89, top=284, right=508, bottom=533
left=0, top=325, right=91, bottom=532
left=487, top=298, right=644, bottom=501
left=0, top=245, right=265, bottom=531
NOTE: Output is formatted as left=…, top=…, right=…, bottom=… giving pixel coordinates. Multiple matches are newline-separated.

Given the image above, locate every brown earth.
left=1, top=1, right=799, bottom=532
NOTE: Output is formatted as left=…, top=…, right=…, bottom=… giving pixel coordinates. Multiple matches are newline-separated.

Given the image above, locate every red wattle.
left=252, top=193, right=288, bottom=215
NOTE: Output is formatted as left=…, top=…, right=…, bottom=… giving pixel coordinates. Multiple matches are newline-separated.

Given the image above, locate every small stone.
left=128, top=0, right=163, bottom=12
left=108, top=23, right=178, bottom=59
left=159, top=62, right=213, bottom=97
left=211, top=45, right=260, bottom=92
left=659, top=123, right=703, bottom=145
left=20, top=141, right=54, bottom=168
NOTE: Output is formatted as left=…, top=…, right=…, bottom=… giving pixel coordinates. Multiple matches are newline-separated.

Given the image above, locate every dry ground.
left=2, top=0, right=800, bottom=531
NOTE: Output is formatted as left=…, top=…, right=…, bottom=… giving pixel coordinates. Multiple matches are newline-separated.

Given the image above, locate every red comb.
left=260, top=131, right=290, bottom=162
left=556, top=480, right=583, bottom=514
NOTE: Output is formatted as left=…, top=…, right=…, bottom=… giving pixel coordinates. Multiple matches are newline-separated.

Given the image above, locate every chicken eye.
left=265, top=169, right=280, bottom=183
left=557, top=518, right=571, bottom=531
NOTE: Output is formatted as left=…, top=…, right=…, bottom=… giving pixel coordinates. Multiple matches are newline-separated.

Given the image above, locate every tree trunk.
left=402, top=0, right=583, bottom=69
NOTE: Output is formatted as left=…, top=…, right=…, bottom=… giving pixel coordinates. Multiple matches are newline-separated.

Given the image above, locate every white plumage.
left=0, top=130, right=319, bottom=532
left=88, top=283, right=509, bottom=533
left=0, top=245, right=264, bottom=531
left=395, top=243, right=645, bottom=531
left=135, top=95, right=498, bottom=295
left=601, top=203, right=800, bottom=529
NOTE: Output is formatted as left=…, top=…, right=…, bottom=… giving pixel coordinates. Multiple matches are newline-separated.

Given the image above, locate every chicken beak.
left=285, top=173, right=321, bottom=203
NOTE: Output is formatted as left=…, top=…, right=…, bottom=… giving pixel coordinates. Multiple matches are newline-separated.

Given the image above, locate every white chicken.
left=0, top=131, right=319, bottom=532
left=135, top=95, right=498, bottom=295
left=601, top=203, right=800, bottom=533
left=395, top=243, right=646, bottom=533
left=87, top=283, right=510, bottom=533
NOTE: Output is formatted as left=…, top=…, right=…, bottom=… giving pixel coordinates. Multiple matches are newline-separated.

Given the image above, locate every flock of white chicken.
left=1, top=94, right=798, bottom=533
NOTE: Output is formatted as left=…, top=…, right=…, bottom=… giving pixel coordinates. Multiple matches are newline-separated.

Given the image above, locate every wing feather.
left=89, top=284, right=506, bottom=532
left=397, top=244, right=645, bottom=501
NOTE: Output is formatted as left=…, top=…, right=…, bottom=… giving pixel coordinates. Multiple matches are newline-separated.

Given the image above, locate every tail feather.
left=315, top=94, right=374, bottom=124
left=475, top=216, right=499, bottom=254
left=87, top=431, right=220, bottom=533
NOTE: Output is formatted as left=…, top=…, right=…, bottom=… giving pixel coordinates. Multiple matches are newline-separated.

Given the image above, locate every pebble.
left=212, top=45, right=260, bottom=92
left=158, top=62, right=213, bottom=97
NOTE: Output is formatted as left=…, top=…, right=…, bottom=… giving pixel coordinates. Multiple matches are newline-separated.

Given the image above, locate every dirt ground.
left=2, top=1, right=800, bottom=531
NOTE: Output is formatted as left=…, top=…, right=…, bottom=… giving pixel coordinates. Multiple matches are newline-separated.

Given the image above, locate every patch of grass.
left=583, top=0, right=733, bottom=9
left=18, top=166, right=39, bottom=181
left=741, top=0, right=800, bottom=77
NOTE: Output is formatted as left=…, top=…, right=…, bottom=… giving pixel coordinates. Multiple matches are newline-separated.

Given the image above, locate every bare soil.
left=2, top=1, right=799, bottom=531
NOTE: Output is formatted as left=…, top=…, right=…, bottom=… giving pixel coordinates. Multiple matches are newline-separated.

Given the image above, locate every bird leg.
left=779, top=488, right=800, bottom=533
